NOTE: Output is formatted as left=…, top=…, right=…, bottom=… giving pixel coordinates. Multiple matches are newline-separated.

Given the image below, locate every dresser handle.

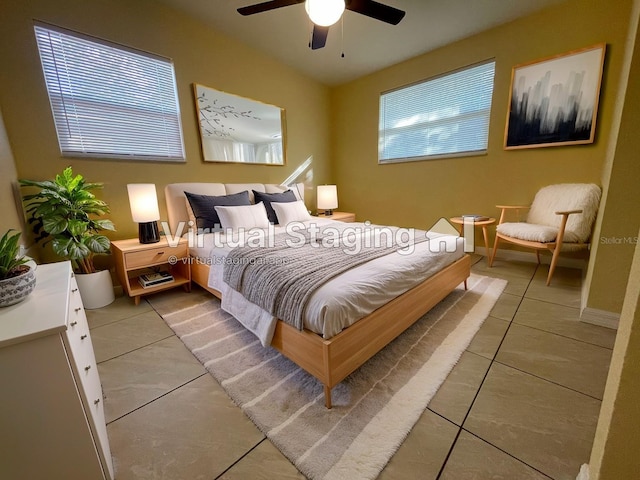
left=75, top=307, right=82, bottom=313
left=85, top=365, right=91, bottom=371
left=70, top=321, right=78, bottom=327
left=94, top=398, right=100, bottom=405
left=81, top=334, right=87, bottom=340
left=72, top=288, right=78, bottom=293
left=156, top=251, right=165, bottom=255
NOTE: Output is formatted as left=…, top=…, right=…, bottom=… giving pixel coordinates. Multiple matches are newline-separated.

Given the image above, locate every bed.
left=164, top=182, right=471, bottom=408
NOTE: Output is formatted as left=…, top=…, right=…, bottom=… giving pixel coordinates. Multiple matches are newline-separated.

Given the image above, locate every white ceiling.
left=156, top=0, right=566, bottom=86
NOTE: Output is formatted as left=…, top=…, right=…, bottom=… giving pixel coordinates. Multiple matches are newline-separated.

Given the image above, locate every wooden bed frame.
left=164, top=182, right=470, bottom=408
left=191, top=255, right=470, bottom=408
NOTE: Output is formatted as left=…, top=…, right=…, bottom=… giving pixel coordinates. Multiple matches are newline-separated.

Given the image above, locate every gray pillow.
left=184, top=190, right=250, bottom=230
left=253, top=189, right=297, bottom=224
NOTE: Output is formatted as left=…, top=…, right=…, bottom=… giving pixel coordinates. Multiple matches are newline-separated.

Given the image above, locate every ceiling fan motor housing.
left=305, top=0, right=346, bottom=27
left=237, top=0, right=406, bottom=49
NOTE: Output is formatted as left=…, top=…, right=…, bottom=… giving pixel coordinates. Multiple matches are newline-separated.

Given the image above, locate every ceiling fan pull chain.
left=341, top=15, right=345, bottom=58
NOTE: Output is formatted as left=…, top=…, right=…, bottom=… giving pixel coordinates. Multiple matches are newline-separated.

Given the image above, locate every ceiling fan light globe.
left=305, top=0, right=345, bottom=27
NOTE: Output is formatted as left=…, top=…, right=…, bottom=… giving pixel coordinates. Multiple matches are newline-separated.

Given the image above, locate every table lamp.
left=317, top=185, right=338, bottom=216
left=127, top=184, right=160, bottom=244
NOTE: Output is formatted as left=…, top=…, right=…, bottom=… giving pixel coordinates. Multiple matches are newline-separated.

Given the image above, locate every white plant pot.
left=75, top=269, right=115, bottom=309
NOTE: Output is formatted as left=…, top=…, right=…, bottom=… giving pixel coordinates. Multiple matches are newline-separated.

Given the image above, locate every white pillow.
left=271, top=200, right=312, bottom=225
left=214, top=202, right=270, bottom=230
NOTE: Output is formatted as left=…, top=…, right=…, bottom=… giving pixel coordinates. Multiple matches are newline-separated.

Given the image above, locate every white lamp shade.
left=127, top=184, right=160, bottom=223
left=317, top=185, right=338, bottom=210
left=305, top=0, right=345, bottom=27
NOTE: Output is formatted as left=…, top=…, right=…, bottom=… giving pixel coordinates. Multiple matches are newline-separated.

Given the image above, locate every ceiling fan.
left=237, top=0, right=406, bottom=50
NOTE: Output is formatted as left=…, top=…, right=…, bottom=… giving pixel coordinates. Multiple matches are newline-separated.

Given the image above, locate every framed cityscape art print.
left=504, top=44, right=606, bottom=150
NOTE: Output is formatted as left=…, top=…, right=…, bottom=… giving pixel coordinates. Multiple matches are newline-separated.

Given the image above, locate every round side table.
left=449, top=216, right=497, bottom=262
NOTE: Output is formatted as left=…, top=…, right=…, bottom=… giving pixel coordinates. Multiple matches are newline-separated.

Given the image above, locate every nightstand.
left=319, top=211, right=356, bottom=223
left=111, top=237, right=191, bottom=305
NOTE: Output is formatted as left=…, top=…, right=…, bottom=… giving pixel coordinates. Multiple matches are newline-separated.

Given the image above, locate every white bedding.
left=188, top=218, right=464, bottom=346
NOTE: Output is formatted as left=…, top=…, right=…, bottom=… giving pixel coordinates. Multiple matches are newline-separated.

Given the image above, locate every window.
left=378, top=60, right=496, bottom=163
left=34, top=23, right=185, bottom=161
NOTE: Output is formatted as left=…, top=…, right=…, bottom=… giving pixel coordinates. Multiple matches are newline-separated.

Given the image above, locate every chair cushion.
left=498, top=222, right=560, bottom=243
left=526, top=183, right=601, bottom=242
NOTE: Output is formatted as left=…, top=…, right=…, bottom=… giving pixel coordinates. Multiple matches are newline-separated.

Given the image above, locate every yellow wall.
left=589, top=225, right=640, bottom=478
left=331, top=0, right=632, bottom=233
left=584, top=0, right=640, bottom=313
left=587, top=3, right=640, bottom=476
left=0, top=0, right=332, bottom=245
left=0, top=109, right=25, bottom=237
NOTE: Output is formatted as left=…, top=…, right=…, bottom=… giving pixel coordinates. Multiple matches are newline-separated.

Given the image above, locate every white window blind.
left=379, top=60, right=496, bottom=163
left=34, top=23, right=185, bottom=161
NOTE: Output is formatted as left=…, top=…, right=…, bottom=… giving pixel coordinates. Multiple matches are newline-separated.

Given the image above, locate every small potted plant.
left=20, top=166, right=116, bottom=308
left=0, top=229, right=36, bottom=307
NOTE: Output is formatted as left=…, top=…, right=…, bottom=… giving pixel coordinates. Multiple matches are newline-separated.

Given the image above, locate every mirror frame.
left=193, top=83, right=287, bottom=165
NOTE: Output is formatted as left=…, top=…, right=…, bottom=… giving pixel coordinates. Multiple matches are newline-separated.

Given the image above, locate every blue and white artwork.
left=505, top=45, right=605, bottom=149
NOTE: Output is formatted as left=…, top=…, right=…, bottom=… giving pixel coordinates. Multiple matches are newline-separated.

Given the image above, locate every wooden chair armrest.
left=553, top=210, right=583, bottom=250
left=496, top=205, right=530, bottom=225
left=496, top=205, right=530, bottom=210
left=555, top=209, right=583, bottom=216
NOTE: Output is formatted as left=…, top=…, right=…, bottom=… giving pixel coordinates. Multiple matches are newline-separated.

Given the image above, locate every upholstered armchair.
left=489, top=184, right=601, bottom=285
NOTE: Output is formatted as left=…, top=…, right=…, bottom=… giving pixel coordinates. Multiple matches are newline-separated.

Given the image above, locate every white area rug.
left=150, top=274, right=506, bottom=479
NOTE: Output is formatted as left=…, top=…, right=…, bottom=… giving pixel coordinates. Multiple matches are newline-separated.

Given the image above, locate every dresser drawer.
left=68, top=281, right=85, bottom=333
left=65, top=283, right=102, bottom=407
left=66, top=327, right=103, bottom=412
left=65, top=278, right=113, bottom=478
left=63, top=323, right=111, bottom=479
left=124, top=243, right=188, bottom=269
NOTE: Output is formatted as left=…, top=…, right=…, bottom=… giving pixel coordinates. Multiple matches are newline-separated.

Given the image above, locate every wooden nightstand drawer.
left=124, top=243, right=188, bottom=269
left=321, top=212, right=356, bottom=223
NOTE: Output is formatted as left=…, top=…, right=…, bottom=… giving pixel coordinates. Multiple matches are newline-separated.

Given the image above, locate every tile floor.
left=87, top=255, right=616, bottom=479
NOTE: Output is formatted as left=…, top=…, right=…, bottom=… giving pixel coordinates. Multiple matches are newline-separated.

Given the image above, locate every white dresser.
left=0, top=261, right=114, bottom=480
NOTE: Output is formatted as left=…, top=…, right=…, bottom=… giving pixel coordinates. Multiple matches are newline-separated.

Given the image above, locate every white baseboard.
left=580, top=307, right=620, bottom=330
left=576, top=464, right=590, bottom=480
left=475, top=247, right=587, bottom=269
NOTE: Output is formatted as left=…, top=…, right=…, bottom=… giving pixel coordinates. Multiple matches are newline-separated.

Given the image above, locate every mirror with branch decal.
left=193, top=84, right=286, bottom=165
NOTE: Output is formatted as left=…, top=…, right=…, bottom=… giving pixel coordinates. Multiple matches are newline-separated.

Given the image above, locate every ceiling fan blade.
left=238, top=0, right=304, bottom=16
left=345, top=0, right=406, bottom=25
left=310, top=25, right=329, bottom=50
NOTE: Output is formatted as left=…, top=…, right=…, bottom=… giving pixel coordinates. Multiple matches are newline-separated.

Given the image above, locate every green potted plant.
left=20, top=166, right=116, bottom=308
left=0, top=229, right=36, bottom=307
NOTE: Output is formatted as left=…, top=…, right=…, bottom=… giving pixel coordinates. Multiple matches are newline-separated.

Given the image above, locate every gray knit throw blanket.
left=222, top=225, right=427, bottom=330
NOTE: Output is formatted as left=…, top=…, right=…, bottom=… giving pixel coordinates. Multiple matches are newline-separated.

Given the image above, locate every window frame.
left=378, top=59, right=496, bottom=164
left=34, top=22, right=186, bottom=162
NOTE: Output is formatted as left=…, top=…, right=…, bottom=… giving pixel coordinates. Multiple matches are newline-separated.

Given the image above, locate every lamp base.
left=139, top=221, right=160, bottom=244
left=323, top=209, right=334, bottom=216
